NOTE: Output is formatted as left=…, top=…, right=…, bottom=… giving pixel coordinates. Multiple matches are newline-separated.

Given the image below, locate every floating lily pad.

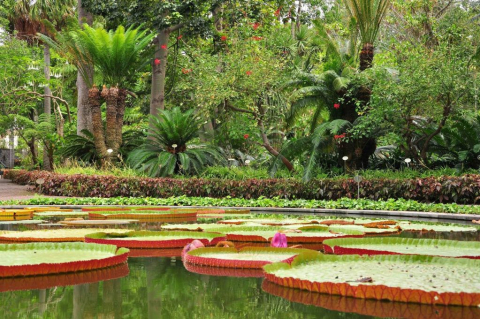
left=263, top=252, right=480, bottom=306
left=185, top=247, right=312, bottom=269
left=217, top=219, right=323, bottom=226
left=34, top=211, right=89, bottom=217
left=0, top=220, right=44, bottom=225
left=0, top=228, right=131, bottom=242
left=184, top=262, right=264, bottom=278
left=323, top=237, right=480, bottom=259
left=261, top=280, right=480, bottom=319
left=0, top=242, right=129, bottom=277
left=84, top=231, right=226, bottom=248
left=0, top=263, right=129, bottom=292
left=82, top=207, right=131, bottom=212
left=59, top=219, right=138, bottom=226
left=397, top=222, right=478, bottom=232
left=326, top=224, right=400, bottom=235
left=0, top=210, right=32, bottom=221
left=88, top=210, right=196, bottom=220
left=210, top=225, right=364, bottom=243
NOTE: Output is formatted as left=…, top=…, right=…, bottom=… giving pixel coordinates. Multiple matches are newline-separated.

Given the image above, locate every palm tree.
left=41, top=24, right=155, bottom=164
left=127, top=108, right=225, bottom=177
left=9, top=0, right=75, bottom=170
left=344, top=0, right=390, bottom=70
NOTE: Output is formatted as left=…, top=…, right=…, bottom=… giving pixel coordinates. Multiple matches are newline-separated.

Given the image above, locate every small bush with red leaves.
left=5, top=169, right=480, bottom=204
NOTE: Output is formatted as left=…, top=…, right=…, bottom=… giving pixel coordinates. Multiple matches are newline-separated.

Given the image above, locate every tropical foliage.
left=127, top=108, right=225, bottom=177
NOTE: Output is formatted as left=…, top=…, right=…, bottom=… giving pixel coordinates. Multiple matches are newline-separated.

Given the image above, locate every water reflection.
left=0, top=257, right=371, bottom=319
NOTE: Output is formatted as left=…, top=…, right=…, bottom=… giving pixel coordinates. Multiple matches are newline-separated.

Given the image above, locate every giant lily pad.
left=262, top=280, right=480, bottom=319
left=185, top=247, right=312, bottom=269
left=217, top=218, right=323, bottom=226
left=210, top=225, right=364, bottom=243
left=0, top=242, right=129, bottom=277
left=184, top=262, right=264, bottom=278
left=88, top=210, right=196, bottom=220
left=325, top=224, right=400, bottom=235
left=397, top=222, right=478, bottom=232
left=59, top=219, right=138, bottom=226
left=0, top=228, right=131, bottom=242
left=263, top=252, right=480, bottom=306
left=0, top=210, right=32, bottom=221
left=0, top=263, right=129, bottom=292
left=84, top=231, right=226, bottom=248
left=323, top=237, right=480, bottom=259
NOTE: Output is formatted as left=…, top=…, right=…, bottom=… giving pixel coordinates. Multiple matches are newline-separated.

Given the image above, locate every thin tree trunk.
left=76, top=0, right=94, bottom=136
left=43, top=44, right=52, bottom=171
left=296, top=0, right=302, bottom=32
left=9, top=131, right=14, bottom=169
left=114, top=88, right=127, bottom=151
left=150, top=32, right=169, bottom=118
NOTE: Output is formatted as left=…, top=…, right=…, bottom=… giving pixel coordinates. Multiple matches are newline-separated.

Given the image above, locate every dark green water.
left=0, top=218, right=479, bottom=318
left=0, top=256, right=372, bottom=319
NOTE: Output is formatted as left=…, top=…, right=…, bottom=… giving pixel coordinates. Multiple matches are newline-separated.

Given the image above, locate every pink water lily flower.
left=271, top=232, right=287, bottom=248
left=182, top=239, right=205, bottom=259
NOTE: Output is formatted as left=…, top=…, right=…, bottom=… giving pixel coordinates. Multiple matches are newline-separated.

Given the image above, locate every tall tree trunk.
left=102, top=86, right=118, bottom=152
left=76, top=0, right=94, bottom=136
left=115, top=88, right=127, bottom=151
left=89, top=86, right=107, bottom=160
left=8, top=131, right=14, bottom=169
left=150, top=32, right=169, bottom=118
left=43, top=44, right=53, bottom=171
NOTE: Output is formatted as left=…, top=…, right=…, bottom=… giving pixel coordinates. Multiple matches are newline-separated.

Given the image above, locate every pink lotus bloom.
left=182, top=239, right=205, bottom=259
left=271, top=232, right=287, bottom=248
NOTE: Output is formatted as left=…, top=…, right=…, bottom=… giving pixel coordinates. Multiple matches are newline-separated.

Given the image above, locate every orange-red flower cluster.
left=253, top=22, right=260, bottom=30
left=334, top=133, right=346, bottom=140
left=182, top=68, right=193, bottom=74
left=221, top=35, right=228, bottom=41
left=246, top=70, right=252, bottom=75
left=243, top=134, right=249, bottom=139
left=334, top=103, right=340, bottom=109
left=252, top=36, right=263, bottom=41
left=154, top=59, right=161, bottom=65
left=161, top=44, right=167, bottom=49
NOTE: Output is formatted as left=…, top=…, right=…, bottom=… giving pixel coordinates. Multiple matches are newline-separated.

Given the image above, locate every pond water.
left=0, top=214, right=479, bottom=318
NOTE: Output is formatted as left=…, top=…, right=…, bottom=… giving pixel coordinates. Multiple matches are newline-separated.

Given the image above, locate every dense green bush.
left=6, top=169, right=480, bottom=205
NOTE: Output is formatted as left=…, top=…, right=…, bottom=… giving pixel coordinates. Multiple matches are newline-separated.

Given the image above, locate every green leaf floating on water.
left=0, top=242, right=128, bottom=267
left=323, top=237, right=480, bottom=258
left=85, top=230, right=225, bottom=241
left=397, top=222, right=478, bottom=232
left=186, top=247, right=314, bottom=268
left=263, top=253, right=480, bottom=306
left=0, top=229, right=131, bottom=242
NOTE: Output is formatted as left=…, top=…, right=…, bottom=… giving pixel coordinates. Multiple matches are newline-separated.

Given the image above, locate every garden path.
left=0, top=178, right=37, bottom=201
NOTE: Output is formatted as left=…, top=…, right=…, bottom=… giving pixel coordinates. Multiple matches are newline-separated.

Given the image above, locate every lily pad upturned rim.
left=184, top=262, right=265, bottom=278
left=185, top=247, right=313, bottom=269
left=0, top=263, right=129, bottom=292
left=84, top=230, right=226, bottom=248
left=263, top=252, right=480, bottom=307
left=0, top=229, right=131, bottom=243
left=323, top=237, right=480, bottom=259
left=88, top=211, right=197, bottom=220
left=0, top=242, right=129, bottom=278
left=261, top=280, right=480, bottom=319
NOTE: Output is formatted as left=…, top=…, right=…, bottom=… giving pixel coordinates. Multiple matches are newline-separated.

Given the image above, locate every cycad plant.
left=127, top=108, right=225, bottom=177
left=40, top=24, right=155, bottom=164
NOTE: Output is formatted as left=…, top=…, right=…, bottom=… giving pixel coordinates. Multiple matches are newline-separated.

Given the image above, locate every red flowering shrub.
left=243, top=134, right=249, bottom=139
left=253, top=23, right=260, bottom=30
left=334, top=103, right=340, bottom=109
left=334, top=133, right=346, bottom=140
left=252, top=36, right=263, bottom=41
left=221, top=35, right=228, bottom=41
left=246, top=71, right=252, bottom=76
left=6, top=169, right=480, bottom=204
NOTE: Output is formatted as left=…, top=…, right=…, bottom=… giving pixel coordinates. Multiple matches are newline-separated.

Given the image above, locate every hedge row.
left=5, top=169, right=480, bottom=204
